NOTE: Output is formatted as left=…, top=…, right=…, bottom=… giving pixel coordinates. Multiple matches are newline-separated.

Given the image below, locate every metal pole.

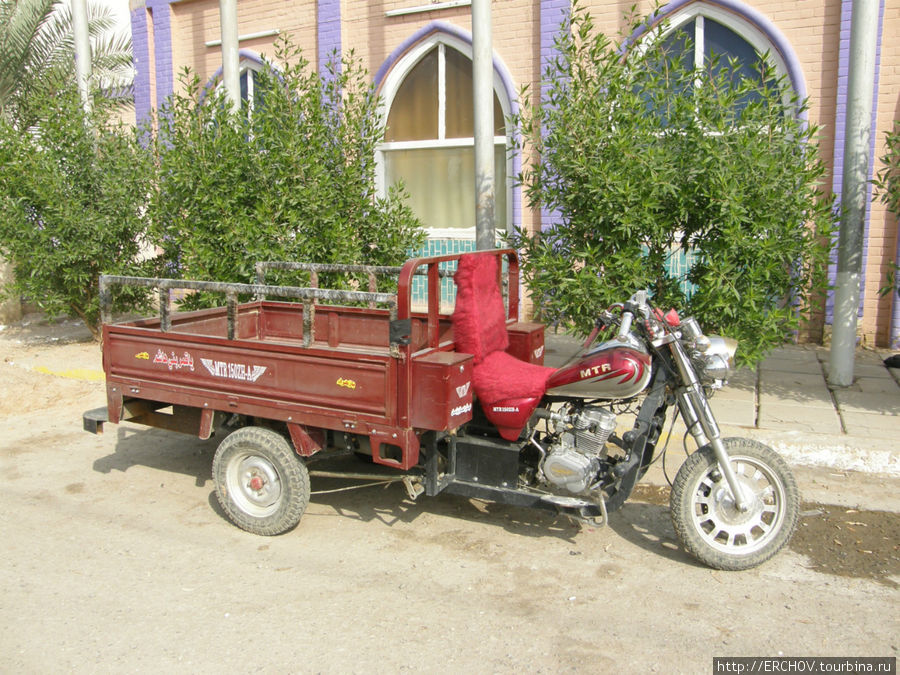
left=219, top=0, right=240, bottom=115
left=71, top=0, right=92, bottom=117
left=828, top=0, right=879, bottom=387
left=472, top=0, right=495, bottom=250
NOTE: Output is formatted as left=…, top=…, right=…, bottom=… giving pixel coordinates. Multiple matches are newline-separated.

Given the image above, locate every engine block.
left=542, top=407, right=617, bottom=494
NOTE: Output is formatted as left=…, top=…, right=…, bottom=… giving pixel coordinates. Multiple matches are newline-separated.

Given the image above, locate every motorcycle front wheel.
left=670, top=438, right=799, bottom=571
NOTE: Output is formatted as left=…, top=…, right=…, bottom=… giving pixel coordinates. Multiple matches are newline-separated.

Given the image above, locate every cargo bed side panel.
left=105, top=329, right=396, bottom=422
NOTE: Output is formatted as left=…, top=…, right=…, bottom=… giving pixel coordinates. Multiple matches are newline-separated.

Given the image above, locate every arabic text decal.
left=152, top=349, right=195, bottom=371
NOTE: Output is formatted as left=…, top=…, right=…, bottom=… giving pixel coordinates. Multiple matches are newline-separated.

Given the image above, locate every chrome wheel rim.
left=226, top=452, right=283, bottom=518
left=689, top=455, right=786, bottom=555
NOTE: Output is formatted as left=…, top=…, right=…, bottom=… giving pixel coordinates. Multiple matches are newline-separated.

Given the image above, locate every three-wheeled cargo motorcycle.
left=84, top=249, right=799, bottom=570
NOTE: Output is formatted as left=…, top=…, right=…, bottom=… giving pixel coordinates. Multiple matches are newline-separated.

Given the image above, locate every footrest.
left=540, top=493, right=607, bottom=524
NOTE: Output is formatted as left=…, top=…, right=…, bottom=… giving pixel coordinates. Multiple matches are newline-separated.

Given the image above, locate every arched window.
left=207, top=54, right=269, bottom=118
left=652, top=4, right=796, bottom=112
left=632, top=3, right=803, bottom=294
left=377, top=36, right=511, bottom=240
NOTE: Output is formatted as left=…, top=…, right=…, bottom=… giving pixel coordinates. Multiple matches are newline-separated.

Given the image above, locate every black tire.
left=670, top=438, right=799, bottom=571
left=213, top=426, right=310, bottom=536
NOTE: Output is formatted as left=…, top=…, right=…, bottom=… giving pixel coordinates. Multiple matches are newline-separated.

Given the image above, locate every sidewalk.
left=543, top=334, right=900, bottom=478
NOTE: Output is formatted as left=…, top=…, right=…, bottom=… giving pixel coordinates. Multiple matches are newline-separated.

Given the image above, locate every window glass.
left=704, top=18, right=762, bottom=78
left=384, top=49, right=439, bottom=142
left=383, top=145, right=507, bottom=230
left=240, top=69, right=249, bottom=101
left=380, top=42, right=509, bottom=232
left=704, top=18, right=766, bottom=108
left=445, top=47, right=474, bottom=138
left=657, top=14, right=779, bottom=115
left=231, top=61, right=266, bottom=117
left=652, top=23, right=695, bottom=114
left=661, top=21, right=695, bottom=75
left=444, top=47, right=505, bottom=138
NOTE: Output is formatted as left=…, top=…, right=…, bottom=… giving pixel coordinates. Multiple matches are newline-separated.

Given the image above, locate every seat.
left=452, top=252, right=555, bottom=439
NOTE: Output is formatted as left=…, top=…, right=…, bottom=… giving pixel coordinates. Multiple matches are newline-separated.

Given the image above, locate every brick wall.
left=168, top=0, right=317, bottom=86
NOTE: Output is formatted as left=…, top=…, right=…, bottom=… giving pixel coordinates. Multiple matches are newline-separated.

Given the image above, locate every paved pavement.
left=543, top=334, right=900, bottom=479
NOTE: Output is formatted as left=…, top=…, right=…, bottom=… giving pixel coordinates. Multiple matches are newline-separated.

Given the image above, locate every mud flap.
left=83, top=407, right=109, bottom=434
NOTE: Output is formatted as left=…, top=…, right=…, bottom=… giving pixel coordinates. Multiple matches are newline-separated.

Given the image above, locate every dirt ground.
left=1, top=317, right=898, bottom=672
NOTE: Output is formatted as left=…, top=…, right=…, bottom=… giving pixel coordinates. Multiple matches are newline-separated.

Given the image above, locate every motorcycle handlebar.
left=593, top=291, right=657, bottom=344
left=616, top=311, right=634, bottom=340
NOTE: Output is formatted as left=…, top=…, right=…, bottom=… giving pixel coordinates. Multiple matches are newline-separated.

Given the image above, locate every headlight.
left=697, top=336, right=738, bottom=382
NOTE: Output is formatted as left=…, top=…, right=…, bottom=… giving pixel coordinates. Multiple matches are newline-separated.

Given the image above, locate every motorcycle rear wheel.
left=213, top=426, right=310, bottom=536
left=670, top=438, right=799, bottom=571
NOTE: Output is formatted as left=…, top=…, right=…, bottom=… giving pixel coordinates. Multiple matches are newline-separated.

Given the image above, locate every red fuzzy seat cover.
left=452, top=252, right=509, bottom=363
left=472, top=350, right=555, bottom=403
left=452, top=253, right=554, bottom=417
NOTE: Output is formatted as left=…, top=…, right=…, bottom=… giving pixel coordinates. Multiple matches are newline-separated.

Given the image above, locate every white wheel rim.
left=225, top=452, right=283, bottom=518
left=689, top=454, right=787, bottom=556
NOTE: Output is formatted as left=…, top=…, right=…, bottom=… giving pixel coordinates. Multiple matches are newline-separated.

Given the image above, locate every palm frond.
left=0, top=0, right=59, bottom=109
left=1, top=0, right=133, bottom=126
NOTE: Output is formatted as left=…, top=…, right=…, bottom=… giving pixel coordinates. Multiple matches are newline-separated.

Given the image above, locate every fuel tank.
left=546, top=340, right=652, bottom=399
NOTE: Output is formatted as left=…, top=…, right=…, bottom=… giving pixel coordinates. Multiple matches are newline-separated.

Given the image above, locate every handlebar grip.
left=617, top=311, right=634, bottom=340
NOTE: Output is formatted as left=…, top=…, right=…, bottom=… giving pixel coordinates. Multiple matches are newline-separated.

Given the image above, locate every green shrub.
left=147, top=39, right=424, bottom=301
left=509, top=4, right=834, bottom=364
left=0, top=84, right=158, bottom=338
left=874, top=121, right=899, bottom=299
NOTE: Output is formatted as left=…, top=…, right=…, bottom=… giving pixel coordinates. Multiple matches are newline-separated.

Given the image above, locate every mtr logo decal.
left=580, top=363, right=613, bottom=379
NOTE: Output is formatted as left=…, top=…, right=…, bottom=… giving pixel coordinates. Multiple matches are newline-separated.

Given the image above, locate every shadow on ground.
left=93, top=426, right=899, bottom=583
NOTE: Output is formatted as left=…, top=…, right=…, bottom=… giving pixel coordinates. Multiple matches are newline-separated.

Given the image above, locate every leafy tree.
left=0, top=83, right=157, bottom=339
left=147, top=39, right=424, bottom=299
left=874, top=121, right=900, bottom=299
left=510, top=4, right=834, bottom=364
left=0, top=0, right=132, bottom=130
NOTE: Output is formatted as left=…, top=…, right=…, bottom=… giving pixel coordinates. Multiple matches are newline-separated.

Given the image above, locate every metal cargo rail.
left=100, top=274, right=398, bottom=349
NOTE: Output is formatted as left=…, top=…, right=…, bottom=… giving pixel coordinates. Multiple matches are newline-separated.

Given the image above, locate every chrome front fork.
left=669, top=340, right=750, bottom=511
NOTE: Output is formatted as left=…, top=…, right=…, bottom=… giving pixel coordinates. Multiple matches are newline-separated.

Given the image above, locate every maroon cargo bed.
left=95, top=252, right=544, bottom=470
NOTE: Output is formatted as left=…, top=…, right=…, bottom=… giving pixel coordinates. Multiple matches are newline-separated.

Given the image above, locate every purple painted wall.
left=539, top=0, right=569, bottom=230
left=131, top=0, right=175, bottom=122
left=130, top=7, right=151, bottom=127
left=539, top=0, right=569, bottom=97
left=148, top=0, right=173, bottom=111
left=317, top=0, right=342, bottom=78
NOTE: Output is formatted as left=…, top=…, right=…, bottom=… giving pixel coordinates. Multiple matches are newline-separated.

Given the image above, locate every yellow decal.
left=135, top=352, right=150, bottom=360
left=336, top=378, right=357, bottom=390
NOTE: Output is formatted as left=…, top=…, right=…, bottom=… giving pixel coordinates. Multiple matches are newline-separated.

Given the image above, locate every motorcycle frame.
left=413, top=299, right=750, bottom=522
left=412, top=362, right=671, bottom=520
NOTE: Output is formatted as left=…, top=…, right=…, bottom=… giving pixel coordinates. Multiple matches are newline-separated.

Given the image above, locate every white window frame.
left=239, top=58, right=265, bottom=118
left=375, top=33, right=513, bottom=240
